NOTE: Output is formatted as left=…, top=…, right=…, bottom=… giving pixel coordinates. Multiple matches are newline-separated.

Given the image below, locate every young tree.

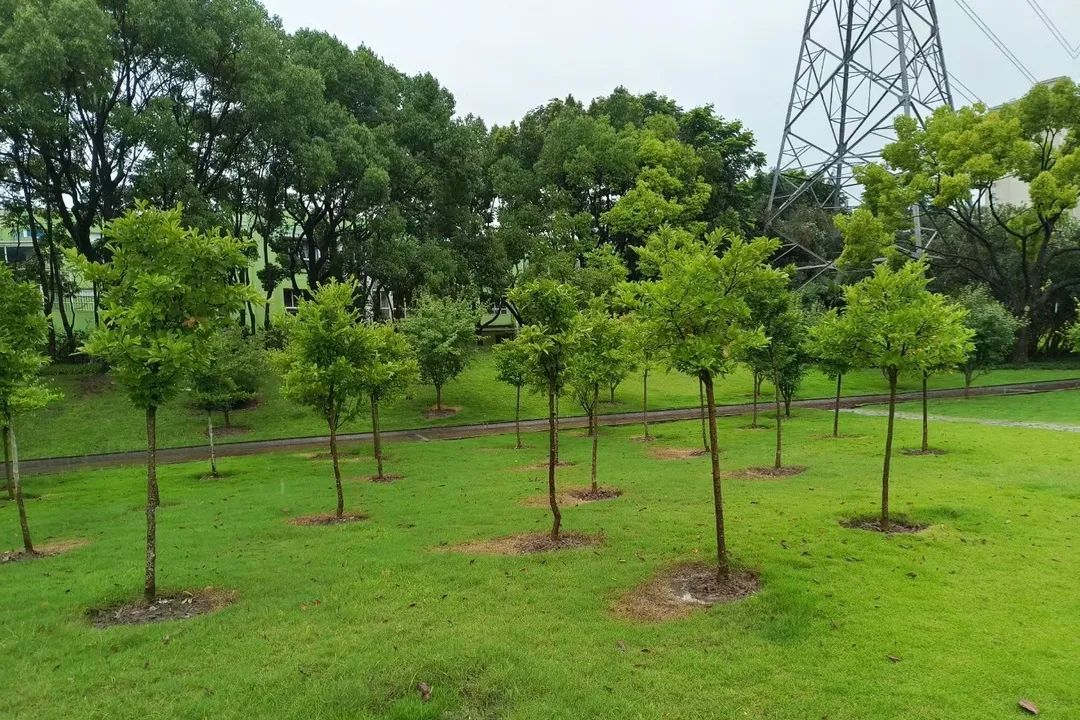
left=954, top=286, right=1021, bottom=396
left=403, top=295, right=479, bottom=413
left=624, top=313, right=667, bottom=440
left=356, top=323, right=418, bottom=482
left=0, top=264, right=59, bottom=555
left=79, top=205, right=252, bottom=599
left=635, top=228, right=783, bottom=580
left=839, top=262, right=972, bottom=530
left=912, top=340, right=969, bottom=454
left=509, top=279, right=580, bottom=541
left=755, top=289, right=807, bottom=470
left=567, top=308, right=628, bottom=494
left=191, top=327, right=265, bottom=477
left=808, top=309, right=858, bottom=438
left=492, top=338, right=532, bottom=449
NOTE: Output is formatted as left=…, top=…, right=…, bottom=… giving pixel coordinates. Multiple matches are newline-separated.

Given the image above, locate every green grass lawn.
left=3, top=396, right=1078, bottom=718
left=18, top=352, right=1080, bottom=459
left=897, top=387, right=1080, bottom=425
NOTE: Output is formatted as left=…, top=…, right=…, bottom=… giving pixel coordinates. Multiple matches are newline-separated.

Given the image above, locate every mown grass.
left=19, top=350, right=1080, bottom=459
left=2, top=395, right=1078, bottom=719
left=896, top=387, right=1080, bottom=425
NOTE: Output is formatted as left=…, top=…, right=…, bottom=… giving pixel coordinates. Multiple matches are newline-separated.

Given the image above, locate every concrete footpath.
left=21, top=378, right=1080, bottom=475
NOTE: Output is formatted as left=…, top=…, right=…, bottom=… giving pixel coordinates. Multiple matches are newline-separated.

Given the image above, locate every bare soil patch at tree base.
left=738, top=424, right=772, bottom=431
left=204, top=425, right=251, bottom=438
left=724, top=466, right=808, bottom=480
left=450, top=531, right=602, bottom=556
left=647, top=446, right=710, bottom=460
left=88, top=588, right=235, bottom=628
left=1, top=538, right=89, bottom=564
left=840, top=515, right=928, bottom=534
left=423, top=406, right=462, bottom=420
left=613, top=563, right=761, bottom=622
left=521, top=487, right=623, bottom=508
left=814, top=433, right=867, bottom=440
left=511, top=461, right=576, bottom=472
left=902, top=448, right=947, bottom=456
left=367, top=474, right=403, bottom=484
left=288, top=512, right=368, bottom=526
left=629, top=435, right=656, bottom=444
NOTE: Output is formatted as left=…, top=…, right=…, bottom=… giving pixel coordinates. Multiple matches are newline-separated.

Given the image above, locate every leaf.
left=1018, top=699, right=1039, bottom=715
left=417, top=682, right=432, bottom=702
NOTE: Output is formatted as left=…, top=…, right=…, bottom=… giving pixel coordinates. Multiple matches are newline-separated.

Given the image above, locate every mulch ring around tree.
left=613, top=563, right=761, bottom=622
left=423, top=405, right=462, bottom=420
left=814, top=433, right=867, bottom=440
left=88, top=588, right=236, bottom=628
left=448, top=531, right=603, bottom=556
left=521, top=487, right=623, bottom=508
left=1, top=538, right=89, bottom=564
left=738, top=423, right=772, bottom=431
left=723, top=466, right=807, bottom=480
left=511, top=460, right=576, bottom=472
left=204, top=425, right=251, bottom=438
left=902, top=448, right=947, bottom=456
left=840, top=515, right=928, bottom=534
left=367, top=474, right=403, bottom=484
left=288, top=511, right=368, bottom=526
left=629, top=435, right=656, bottom=444
left=647, top=446, right=710, bottom=461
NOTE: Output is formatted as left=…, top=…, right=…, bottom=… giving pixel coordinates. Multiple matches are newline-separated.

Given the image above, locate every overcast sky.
left=260, top=0, right=1080, bottom=161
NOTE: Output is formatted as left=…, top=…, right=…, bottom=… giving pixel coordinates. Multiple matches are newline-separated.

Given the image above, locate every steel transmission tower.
left=768, top=0, right=954, bottom=268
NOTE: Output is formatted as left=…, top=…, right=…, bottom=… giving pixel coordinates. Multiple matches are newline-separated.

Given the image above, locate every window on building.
left=2, top=245, right=33, bottom=265
left=283, top=288, right=310, bottom=314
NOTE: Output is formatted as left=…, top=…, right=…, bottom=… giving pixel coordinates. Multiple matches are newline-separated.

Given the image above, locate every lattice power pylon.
left=768, top=0, right=954, bottom=269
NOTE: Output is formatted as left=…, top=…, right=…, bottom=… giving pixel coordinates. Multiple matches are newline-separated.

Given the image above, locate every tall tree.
left=635, top=228, right=783, bottom=580
left=403, top=295, right=479, bottom=413
left=79, top=205, right=252, bottom=598
left=837, top=262, right=972, bottom=531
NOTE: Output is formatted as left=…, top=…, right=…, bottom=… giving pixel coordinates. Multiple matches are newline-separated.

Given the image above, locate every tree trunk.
left=880, top=372, right=898, bottom=532
left=3, top=424, right=12, bottom=500
left=145, top=406, right=159, bottom=600
left=329, top=415, right=344, bottom=517
left=223, top=408, right=231, bottom=429
left=371, top=396, right=384, bottom=480
left=641, top=369, right=651, bottom=440
left=752, top=375, right=760, bottom=427
left=590, top=387, right=599, bottom=493
left=514, top=385, right=523, bottom=449
left=207, top=413, right=218, bottom=478
left=699, top=379, right=708, bottom=452
left=609, top=383, right=615, bottom=403
left=833, top=374, right=842, bottom=438
left=701, top=373, right=729, bottom=581
left=436, top=384, right=443, bottom=412
left=5, top=421, right=34, bottom=554
left=554, top=393, right=560, bottom=464
left=921, top=373, right=929, bottom=452
left=784, top=395, right=791, bottom=418
left=1012, top=323, right=1029, bottom=365
left=547, top=379, right=562, bottom=541
left=774, top=380, right=783, bottom=470
left=963, top=370, right=972, bottom=398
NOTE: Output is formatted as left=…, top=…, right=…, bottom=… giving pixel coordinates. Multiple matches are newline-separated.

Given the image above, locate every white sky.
left=260, top=0, right=1080, bottom=162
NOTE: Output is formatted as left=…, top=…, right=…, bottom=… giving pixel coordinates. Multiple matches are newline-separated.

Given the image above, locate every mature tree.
left=0, top=264, right=58, bottom=554
left=566, top=308, right=628, bottom=494
left=509, top=279, right=580, bottom=540
left=356, top=323, right=418, bottom=482
left=635, top=228, right=783, bottom=579
left=838, top=262, right=972, bottom=530
left=808, top=309, right=858, bottom=438
left=190, top=327, right=265, bottom=477
left=403, top=295, right=478, bottom=413
left=492, top=338, right=532, bottom=449
left=955, top=286, right=1022, bottom=395
left=79, top=205, right=252, bottom=598
left=852, top=79, right=1080, bottom=361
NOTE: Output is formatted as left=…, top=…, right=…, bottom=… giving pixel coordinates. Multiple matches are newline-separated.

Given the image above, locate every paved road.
left=845, top=407, right=1080, bottom=433
left=21, top=378, right=1080, bottom=475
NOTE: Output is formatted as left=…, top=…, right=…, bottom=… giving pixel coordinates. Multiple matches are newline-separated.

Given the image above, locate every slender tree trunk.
left=701, top=373, right=728, bottom=581
left=554, top=393, right=560, bottom=464
left=609, top=383, right=615, bottom=403
left=514, top=385, right=523, bottom=449
left=590, top=388, right=599, bottom=493
left=145, top=406, right=159, bottom=600
left=436, top=384, right=443, bottom=412
left=699, top=379, right=708, bottom=452
left=963, top=370, right=972, bottom=398
left=641, top=369, right=651, bottom=440
left=833, top=374, right=843, bottom=437
left=880, top=372, right=898, bottom=532
left=5, top=421, right=34, bottom=554
left=3, top=424, right=12, bottom=500
left=784, top=395, right=791, bottom=418
left=329, top=416, right=344, bottom=516
left=547, top=379, right=561, bottom=541
left=371, top=395, right=384, bottom=480
left=207, top=413, right=218, bottom=478
left=921, top=373, right=929, bottom=452
left=752, top=375, right=759, bottom=427
left=223, top=408, right=231, bottom=429
left=774, top=380, right=783, bottom=470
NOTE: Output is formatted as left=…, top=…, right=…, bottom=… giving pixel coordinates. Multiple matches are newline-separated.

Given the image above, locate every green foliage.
left=0, top=263, right=58, bottom=418
left=508, top=280, right=580, bottom=392
left=78, top=205, right=255, bottom=409
left=403, top=295, right=479, bottom=399
left=955, top=286, right=1021, bottom=383
left=274, top=280, right=370, bottom=430
left=491, top=337, right=532, bottom=390
left=835, top=208, right=901, bottom=272
left=808, top=309, right=858, bottom=380
left=190, top=327, right=265, bottom=413
left=566, top=309, right=629, bottom=414
left=355, top=322, right=419, bottom=405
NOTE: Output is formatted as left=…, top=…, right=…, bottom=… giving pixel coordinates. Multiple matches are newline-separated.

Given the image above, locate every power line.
left=1024, top=0, right=1079, bottom=59
left=948, top=71, right=984, bottom=106
left=953, top=0, right=1038, bottom=83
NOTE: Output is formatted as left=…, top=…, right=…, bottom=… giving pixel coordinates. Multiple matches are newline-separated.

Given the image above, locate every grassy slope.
left=18, top=352, right=1080, bottom=459
left=2, top=399, right=1078, bottom=719
left=896, top=387, right=1080, bottom=425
